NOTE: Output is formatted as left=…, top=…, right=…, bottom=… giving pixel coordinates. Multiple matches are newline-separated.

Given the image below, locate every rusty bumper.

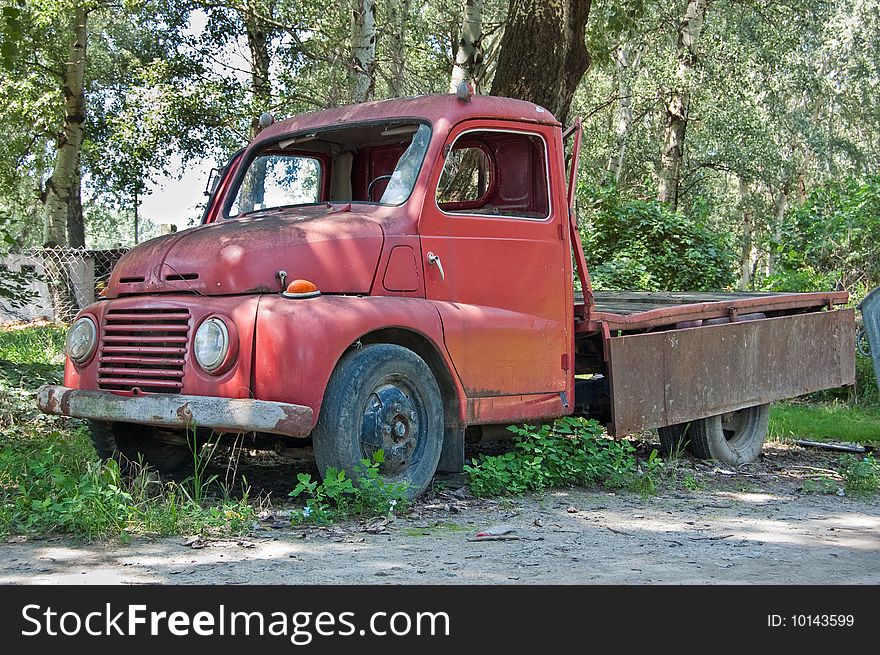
left=36, top=385, right=314, bottom=438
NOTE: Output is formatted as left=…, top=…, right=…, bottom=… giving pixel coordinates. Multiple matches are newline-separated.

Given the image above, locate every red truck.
left=38, top=93, right=856, bottom=497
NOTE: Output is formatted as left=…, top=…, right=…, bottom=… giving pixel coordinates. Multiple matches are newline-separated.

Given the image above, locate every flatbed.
left=575, top=290, right=849, bottom=332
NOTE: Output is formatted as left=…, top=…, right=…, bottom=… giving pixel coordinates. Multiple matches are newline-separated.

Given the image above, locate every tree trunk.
left=490, top=0, right=592, bottom=124
left=768, top=186, right=787, bottom=276
left=66, top=158, right=85, bottom=249
left=349, top=0, right=377, bottom=103
left=237, top=6, right=273, bottom=211
left=738, top=177, right=752, bottom=291
left=42, top=7, right=88, bottom=247
left=133, top=188, right=140, bottom=245
left=244, top=3, right=272, bottom=139
left=387, top=0, right=411, bottom=97
left=657, top=0, right=708, bottom=208
left=606, top=43, right=642, bottom=183
left=449, top=0, right=483, bottom=93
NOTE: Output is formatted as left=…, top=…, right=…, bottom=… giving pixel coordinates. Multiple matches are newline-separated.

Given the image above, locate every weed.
left=802, top=476, right=840, bottom=495
left=837, top=454, right=880, bottom=497
left=631, top=448, right=663, bottom=497
left=680, top=472, right=704, bottom=492
left=182, top=424, right=221, bottom=505
left=287, top=451, right=409, bottom=524
left=463, top=417, right=650, bottom=497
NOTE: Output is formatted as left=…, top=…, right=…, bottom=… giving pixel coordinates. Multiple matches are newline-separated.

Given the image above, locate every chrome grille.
left=98, top=308, right=190, bottom=394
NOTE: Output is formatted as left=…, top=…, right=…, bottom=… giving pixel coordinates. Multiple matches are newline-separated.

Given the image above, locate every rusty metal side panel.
left=606, top=309, right=855, bottom=436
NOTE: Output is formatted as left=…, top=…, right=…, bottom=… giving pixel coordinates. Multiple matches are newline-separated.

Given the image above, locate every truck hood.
left=105, top=205, right=385, bottom=297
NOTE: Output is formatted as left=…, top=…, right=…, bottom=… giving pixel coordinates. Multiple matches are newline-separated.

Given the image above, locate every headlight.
left=194, top=317, right=230, bottom=373
left=66, top=317, right=97, bottom=365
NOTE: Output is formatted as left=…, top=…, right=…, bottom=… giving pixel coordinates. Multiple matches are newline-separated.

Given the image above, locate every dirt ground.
left=1, top=441, right=878, bottom=585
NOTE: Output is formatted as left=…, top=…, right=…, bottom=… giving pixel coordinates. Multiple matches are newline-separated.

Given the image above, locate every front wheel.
left=88, top=421, right=194, bottom=473
left=687, top=404, right=771, bottom=465
left=312, top=344, right=444, bottom=498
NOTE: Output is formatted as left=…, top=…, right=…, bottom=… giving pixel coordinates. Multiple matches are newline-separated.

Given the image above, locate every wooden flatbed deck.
left=574, top=290, right=849, bottom=332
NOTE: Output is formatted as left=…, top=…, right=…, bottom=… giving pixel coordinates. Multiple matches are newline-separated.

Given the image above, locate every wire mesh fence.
left=0, top=247, right=128, bottom=324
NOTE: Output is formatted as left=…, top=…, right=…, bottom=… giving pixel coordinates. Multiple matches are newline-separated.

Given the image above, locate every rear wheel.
left=88, top=421, right=194, bottom=473
left=312, top=344, right=444, bottom=499
left=687, top=404, right=770, bottom=465
left=658, top=422, right=691, bottom=456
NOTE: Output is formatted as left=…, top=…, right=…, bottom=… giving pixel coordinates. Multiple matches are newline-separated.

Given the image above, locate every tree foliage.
left=581, top=184, right=736, bottom=292
left=0, top=0, right=877, bottom=299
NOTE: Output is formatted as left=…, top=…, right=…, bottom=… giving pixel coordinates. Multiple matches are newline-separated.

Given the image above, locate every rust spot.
left=274, top=405, right=313, bottom=437
left=60, top=391, right=72, bottom=416
left=176, top=403, right=194, bottom=422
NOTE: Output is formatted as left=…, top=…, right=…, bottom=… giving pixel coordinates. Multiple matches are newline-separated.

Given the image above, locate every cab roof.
left=254, top=94, right=561, bottom=146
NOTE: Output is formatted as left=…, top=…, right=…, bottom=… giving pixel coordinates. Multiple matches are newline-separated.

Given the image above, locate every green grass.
left=0, top=323, right=258, bottom=540
left=0, top=324, right=66, bottom=365
left=769, top=402, right=880, bottom=443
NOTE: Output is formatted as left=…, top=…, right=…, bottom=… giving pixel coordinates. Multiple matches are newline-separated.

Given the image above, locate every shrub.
left=463, top=416, right=646, bottom=497
left=579, top=184, right=736, bottom=292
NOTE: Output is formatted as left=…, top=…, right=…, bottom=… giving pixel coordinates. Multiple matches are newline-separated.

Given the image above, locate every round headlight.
left=66, top=317, right=97, bottom=365
left=194, top=317, right=230, bottom=373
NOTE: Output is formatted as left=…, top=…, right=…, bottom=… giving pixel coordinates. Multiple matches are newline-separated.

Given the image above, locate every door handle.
left=426, top=252, right=445, bottom=282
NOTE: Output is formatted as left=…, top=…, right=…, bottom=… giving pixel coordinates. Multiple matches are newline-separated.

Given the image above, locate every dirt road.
left=2, top=443, right=878, bottom=585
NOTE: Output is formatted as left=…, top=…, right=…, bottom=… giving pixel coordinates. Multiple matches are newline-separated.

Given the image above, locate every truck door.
left=420, top=120, right=571, bottom=399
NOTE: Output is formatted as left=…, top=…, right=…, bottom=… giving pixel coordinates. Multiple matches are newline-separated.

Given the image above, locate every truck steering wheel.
left=367, top=174, right=394, bottom=201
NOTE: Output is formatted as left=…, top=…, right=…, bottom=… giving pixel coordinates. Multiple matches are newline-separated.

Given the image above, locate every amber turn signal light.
left=283, top=279, right=321, bottom=299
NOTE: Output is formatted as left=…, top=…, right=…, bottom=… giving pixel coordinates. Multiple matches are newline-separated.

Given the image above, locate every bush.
left=838, top=454, right=879, bottom=497
left=768, top=176, right=880, bottom=295
left=287, top=451, right=409, bottom=524
left=579, top=184, right=736, bottom=291
left=463, top=417, right=650, bottom=497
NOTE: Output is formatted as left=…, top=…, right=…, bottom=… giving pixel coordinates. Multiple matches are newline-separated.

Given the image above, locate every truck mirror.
left=204, top=167, right=220, bottom=197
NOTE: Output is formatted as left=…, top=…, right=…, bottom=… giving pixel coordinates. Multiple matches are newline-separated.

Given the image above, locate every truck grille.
left=97, top=308, right=190, bottom=394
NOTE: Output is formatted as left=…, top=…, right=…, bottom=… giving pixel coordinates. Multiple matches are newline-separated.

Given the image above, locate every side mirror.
left=204, top=167, right=220, bottom=197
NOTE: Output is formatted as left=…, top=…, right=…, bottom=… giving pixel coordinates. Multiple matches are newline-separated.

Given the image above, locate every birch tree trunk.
left=768, top=186, right=787, bottom=276
left=490, top=0, right=592, bottom=124
left=606, top=43, right=642, bottom=183
left=349, top=0, right=377, bottom=103
left=42, top=7, right=88, bottom=247
left=738, top=176, right=753, bottom=290
left=449, top=0, right=483, bottom=93
left=66, top=159, right=85, bottom=249
left=387, top=0, right=411, bottom=97
left=657, top=0, right=708, bottom=208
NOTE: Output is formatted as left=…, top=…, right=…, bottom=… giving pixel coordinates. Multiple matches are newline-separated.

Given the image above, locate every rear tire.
left=687, top=404, right=771, bottom=465
left=658, top=422, right=691, bottom=456
left=312, top=344, right=444, bottom=499
left=88, top=421, right=193, bottom=473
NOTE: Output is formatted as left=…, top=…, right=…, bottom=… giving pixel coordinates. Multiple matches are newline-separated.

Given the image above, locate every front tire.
left=312, top=344, right=444, bottom=499
left=88, top=421, right=193, bottom=473
left=687, top=404, right=771, bottom=465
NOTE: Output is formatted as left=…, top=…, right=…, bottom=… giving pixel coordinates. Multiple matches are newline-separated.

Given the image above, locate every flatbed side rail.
left=604, top=308, right=856, bottom=436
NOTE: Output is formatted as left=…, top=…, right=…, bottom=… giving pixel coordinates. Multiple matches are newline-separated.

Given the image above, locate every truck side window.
left=229, top=155, right=321, bottom=217
left=436, top=131, right=550, bottom=219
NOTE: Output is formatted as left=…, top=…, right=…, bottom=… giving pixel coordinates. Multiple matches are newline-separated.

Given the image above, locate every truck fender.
left=253, top=295, right=468, bottom=455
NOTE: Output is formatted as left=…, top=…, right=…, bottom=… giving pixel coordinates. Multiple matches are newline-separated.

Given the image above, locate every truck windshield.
left=227, top=122, right=431, bottom=218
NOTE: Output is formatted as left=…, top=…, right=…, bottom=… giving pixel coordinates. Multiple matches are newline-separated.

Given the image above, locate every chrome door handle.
left=427, top=252, right=445, bottom=282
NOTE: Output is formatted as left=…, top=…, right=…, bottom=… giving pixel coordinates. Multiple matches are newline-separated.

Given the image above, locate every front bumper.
left=36, top=385, right=314, bottom=438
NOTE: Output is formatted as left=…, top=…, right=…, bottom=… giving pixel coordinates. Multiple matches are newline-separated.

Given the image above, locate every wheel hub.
left=361, top=383, right=420, bottom=474
left=721, top=410, right=746, bottom=441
